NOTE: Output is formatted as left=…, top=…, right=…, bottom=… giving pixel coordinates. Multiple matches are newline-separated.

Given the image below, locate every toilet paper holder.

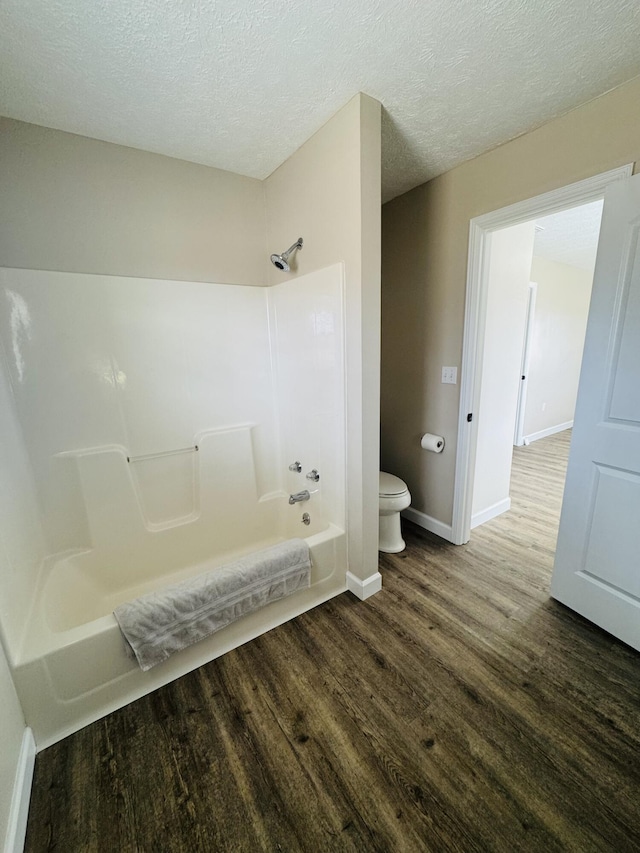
left=421, top=433, right=445, bottom=453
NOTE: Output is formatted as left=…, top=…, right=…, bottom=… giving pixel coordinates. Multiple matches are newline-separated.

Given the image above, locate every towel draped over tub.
left=114, top=538, right=311, bottom=670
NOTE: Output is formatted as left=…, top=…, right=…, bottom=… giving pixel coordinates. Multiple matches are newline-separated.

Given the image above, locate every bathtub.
left=2, top=264, right=350, bottom=748
left=13, top=515, right=347, bottom=749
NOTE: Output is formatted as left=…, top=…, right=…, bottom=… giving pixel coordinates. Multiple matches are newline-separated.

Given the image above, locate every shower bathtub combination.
left=0, top=262, right=348, bottom=747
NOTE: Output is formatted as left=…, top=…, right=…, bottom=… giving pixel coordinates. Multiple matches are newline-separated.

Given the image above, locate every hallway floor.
left=25, top=431, right=640, bottom=852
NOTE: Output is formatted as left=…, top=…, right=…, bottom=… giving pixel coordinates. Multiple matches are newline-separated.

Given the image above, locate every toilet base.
left=378, top=511, right=406, bottom=553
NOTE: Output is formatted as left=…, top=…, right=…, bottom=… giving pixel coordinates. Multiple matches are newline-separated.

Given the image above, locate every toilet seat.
left=379, top=472, right=408, bottom=497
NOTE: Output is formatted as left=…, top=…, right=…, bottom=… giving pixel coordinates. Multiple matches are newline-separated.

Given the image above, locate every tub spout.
left=289, top=490, right=310, bottom=505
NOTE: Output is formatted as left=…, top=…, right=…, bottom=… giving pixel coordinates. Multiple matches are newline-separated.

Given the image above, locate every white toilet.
left=379, top=472, right=411, bottom=553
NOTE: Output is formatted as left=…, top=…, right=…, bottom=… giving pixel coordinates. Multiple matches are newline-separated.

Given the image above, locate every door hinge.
left=467, top=413, right=473, bottom=422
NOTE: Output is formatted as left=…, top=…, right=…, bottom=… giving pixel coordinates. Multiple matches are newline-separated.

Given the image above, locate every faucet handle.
left=289, top=461, right=302, bottom=473
left=306, top=469, right=320, bottom=482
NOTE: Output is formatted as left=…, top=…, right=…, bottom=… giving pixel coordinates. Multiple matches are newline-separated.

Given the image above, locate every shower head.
left=270, top=253, right=289, bottom=271
left=270, top=237, right=303, bottom=271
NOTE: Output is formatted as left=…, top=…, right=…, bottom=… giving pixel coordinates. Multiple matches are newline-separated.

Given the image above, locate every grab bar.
left=127, top=445, right=198, bottom=463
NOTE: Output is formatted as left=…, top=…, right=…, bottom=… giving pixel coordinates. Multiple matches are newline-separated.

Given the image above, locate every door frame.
left=451, top=164, right=634, bottom=546
left=513, top=282, right=537, bottom=447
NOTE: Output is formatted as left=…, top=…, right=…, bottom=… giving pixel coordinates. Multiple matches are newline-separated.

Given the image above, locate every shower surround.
left=0, top=263, right=346, bottom=746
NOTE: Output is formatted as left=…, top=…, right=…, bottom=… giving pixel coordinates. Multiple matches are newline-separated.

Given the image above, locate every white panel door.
left=552, top=173, right=640, bottom=650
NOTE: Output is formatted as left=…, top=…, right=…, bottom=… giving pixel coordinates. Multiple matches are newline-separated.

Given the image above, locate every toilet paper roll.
left=421, top=433, right=445, bottom=453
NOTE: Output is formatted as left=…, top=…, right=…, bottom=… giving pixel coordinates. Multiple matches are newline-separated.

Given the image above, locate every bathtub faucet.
left=289, top=489, right=311, bottom=505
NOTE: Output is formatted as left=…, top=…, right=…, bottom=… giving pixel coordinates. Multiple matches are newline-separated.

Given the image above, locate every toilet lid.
left=379, top=472, right=408, bottom=497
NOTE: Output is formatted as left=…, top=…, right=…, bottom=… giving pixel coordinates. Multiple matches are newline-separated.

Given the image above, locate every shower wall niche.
left=0, top=264, right=346, bottom=671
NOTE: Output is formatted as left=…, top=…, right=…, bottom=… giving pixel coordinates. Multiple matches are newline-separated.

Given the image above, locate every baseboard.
left=346, top=571, right=382, bottom=600
left=471, top=497, right=511, bottom=529
left=523, top=421, right=573, bottom=444
left=402, top=507, right=455, bottom=544
left=4, top=727, right=35, bottom=853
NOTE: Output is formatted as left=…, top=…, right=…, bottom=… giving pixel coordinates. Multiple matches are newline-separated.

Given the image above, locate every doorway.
left=451, top=164, right=633, bottom=545
left=470, top=200, right=603, bottom=530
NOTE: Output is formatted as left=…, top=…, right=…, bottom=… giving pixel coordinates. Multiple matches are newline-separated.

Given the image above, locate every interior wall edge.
left=264, top=92, right=383, bottom=582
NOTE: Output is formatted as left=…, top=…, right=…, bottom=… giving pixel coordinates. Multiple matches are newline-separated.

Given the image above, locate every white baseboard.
left=471, top=497, right=511, bottom=529
left=523, top=420, right=573, bottom=444
left=5, top=727, right=35, bottom=853
left=402, top=506, right=455, bottom=544
left=346, top=571, right=382, bottom=600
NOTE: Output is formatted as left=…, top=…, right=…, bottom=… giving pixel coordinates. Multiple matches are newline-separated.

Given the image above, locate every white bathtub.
left=13, top=520, right=347, bottom=749
left=2, top=265, right=350, bottom=748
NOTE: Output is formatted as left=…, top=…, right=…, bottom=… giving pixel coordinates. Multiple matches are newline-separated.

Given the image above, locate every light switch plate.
left=442, top=366, right=457, bottom=384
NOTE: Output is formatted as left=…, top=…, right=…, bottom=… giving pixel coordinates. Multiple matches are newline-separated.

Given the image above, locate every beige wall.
left=381, top=75, right=640, bottom=528
left=525, top=256, right=593, bottom=438
left=265, top=93, right=382, bottom=581
left=472, top=222, right=535, bottom=521
left=0, top=640, right=25, bottom=848
left=0, top=117, right=266, bottom=285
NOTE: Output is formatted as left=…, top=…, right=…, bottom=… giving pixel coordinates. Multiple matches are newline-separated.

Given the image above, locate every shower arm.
left=282, top=238, right=303, bottom=260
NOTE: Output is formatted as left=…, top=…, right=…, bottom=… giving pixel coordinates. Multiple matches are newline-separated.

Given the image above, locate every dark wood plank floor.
left=26, top=431, right=640, bottom=852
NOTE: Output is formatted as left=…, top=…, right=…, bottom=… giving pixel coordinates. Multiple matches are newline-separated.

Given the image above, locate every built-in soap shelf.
left=55, top=425, right=269, bottom=539
left=127, top=445, right=200, bottom=529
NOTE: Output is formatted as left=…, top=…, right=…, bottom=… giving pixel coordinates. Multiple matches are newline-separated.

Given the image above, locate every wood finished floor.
left=26, top=431, right=640, bottom=852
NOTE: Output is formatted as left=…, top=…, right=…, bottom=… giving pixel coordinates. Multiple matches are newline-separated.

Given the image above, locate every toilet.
left=379, top=472, right=411, bottom=553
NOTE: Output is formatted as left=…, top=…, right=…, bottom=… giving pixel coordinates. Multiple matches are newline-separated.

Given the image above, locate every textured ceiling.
left=1, top=0, right=639, bottom=202
left=534, top=201, right=604, bottom=272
